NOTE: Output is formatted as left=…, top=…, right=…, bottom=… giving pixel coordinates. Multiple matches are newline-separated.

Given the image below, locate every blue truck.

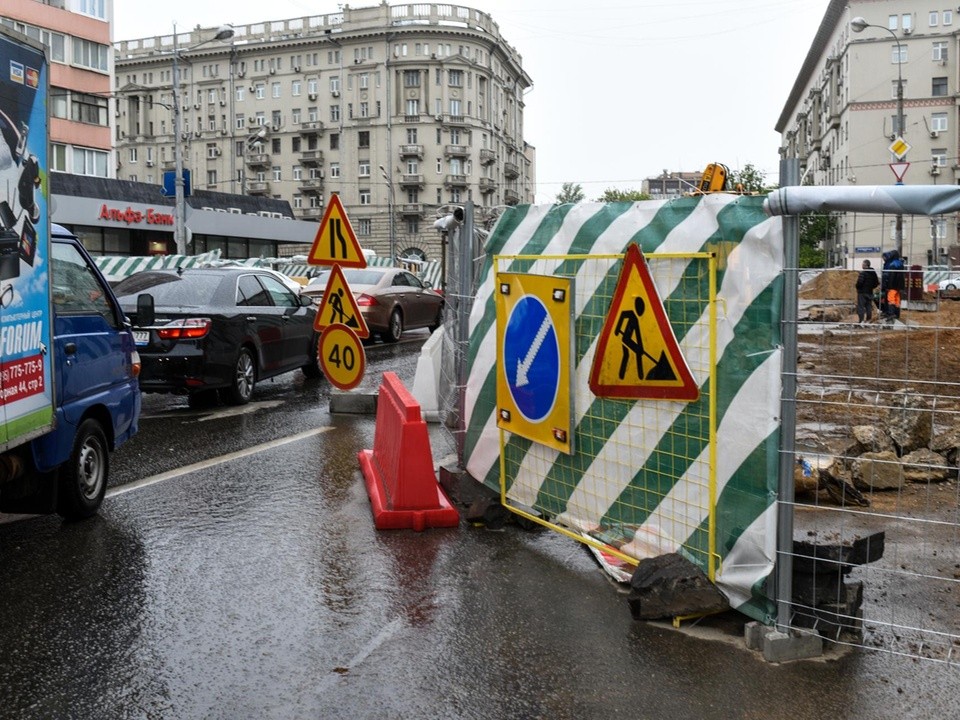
left=0, top=27, right=141, bottom=520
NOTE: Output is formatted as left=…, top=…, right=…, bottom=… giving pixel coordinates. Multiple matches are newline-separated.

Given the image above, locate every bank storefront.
left=50, top=173, right=316, bottom=258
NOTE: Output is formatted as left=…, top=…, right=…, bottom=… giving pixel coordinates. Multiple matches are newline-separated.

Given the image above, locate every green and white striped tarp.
left=464, top=196, right=783, bottom=622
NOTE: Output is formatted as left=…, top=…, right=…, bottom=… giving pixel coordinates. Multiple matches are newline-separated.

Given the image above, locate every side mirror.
left=137, top=293, right=155, bottom=327
left=300, top=294, right=314, bottom=307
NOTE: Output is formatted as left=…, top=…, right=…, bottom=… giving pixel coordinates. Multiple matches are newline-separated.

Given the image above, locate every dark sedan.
left=113, top=267, right=321, bottom=406
left=302, top=267, right=444, bottom=342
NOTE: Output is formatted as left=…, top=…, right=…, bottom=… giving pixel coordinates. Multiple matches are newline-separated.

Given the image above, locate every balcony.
left=479, top=177, right=497, bottom=193
left=399, top=144, right=424, bottom=159
left=479, top=148, right=496, bottom=165
left=504, top=188, right=520, bottom=205
left=399, top=203, right=423, bottom=216
left=299, top=207, right=323, bottom=219
left=298, top=120, right=324, bottom=135
left=246, top=152, right=270, bottom=168
left=247, top=181, right=271, bottom=195
left=300, top=150, right=324, bottom=166
left=444, top=174, right=468, bottom=188
left=504, top=162, right=520, bottom=180
left=404, top=114, right=421, bottom=123
left=299, top=178, right=324, bottom=194
left=443, top=114, right=467, bottom=126
left=444, top=144, right=469, bottom=158
left=399, top=173, right=425, bottom=189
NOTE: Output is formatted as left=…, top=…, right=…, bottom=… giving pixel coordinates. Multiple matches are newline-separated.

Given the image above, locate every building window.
left=207, top=170, right=217, bottom=186
left=448, top=69, right=463, bottom=87
left=933, top=42, right=949, bottom=62
left=406, top=219, right=419, bottom=234
left=128, top=148, right=138, bottom=163
left=358, top=162, right=370, bottom=177
left=51, top=143, right=67, bottom=172
left=933, top=77, right=948, bottom=96
left=207, top=144, right=218, bottom=159
left=292, top=80, right=301, bottom=96
left=931, top=112, right=948, bottom=131
left=292, top=109, right=302, bottom=124
left=236, top=86, right=245, bottom=102
left=359, top=73, right=369, bottom=89
left=50, top=88, right=68, bottom=119
left=255, top=84, right=266, bottom=100
left=330, top=163, right=340, bottom=178
left=891, top=79, right=907, bottom=99
left=357, top=219, right=371, bottom=236
left=235, top=114, right=245, bottom=129
left=930, top=11, right=939, bottom=26
left=359, top=101, right=369, bottom=118
left=273, top=166, right=281, bottom=181
left=403, top=70, right=420, bottom=88
left=893, top=46, right=908, bottom=64
left=272, top=82, right=281, bottom=99
left=331, top=105, right=340, bottom=122
left=405, top=99, right=420, bottom=116
left=932, top=148, right=948, bottom=166
left=945, top=10, right=953, bottom=25
left=72, top=147, right=109, bottom=177
left=330, top=76, right=340, bottom=93
left=72, top=37, right=108, bottom=72
left=358, top=131, right=370, bottom=148
left=902, top=14, right=912, bottom=33
left=359, top=190, right=371, bottom=205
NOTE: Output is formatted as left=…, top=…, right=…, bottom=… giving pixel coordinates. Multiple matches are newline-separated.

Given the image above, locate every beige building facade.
left=778, top=0, right=960, bottom=268
left=113, top=3, right=535, bottom=262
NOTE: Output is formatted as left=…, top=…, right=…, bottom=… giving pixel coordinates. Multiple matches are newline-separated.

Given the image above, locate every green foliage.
left=555, top=182, right=585, bottom=204
left=728, top=163, right=776, bottom=193
left=798, top=212, right=834, bottom=268
left=595, top=188, right=650, bottom=202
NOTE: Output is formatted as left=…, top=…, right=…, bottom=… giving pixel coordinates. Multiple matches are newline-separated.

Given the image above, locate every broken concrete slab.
left=627, top=553, right=729, bottom=621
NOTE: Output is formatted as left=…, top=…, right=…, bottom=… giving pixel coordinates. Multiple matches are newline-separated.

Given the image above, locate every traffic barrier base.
left=358, top=371, right=459, bottom=531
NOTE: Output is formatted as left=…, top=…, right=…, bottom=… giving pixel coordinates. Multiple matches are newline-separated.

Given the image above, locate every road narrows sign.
left=318, top=323, right=366, bottom=391
left=589, top=244, right=699, bottom=401
left=313, top=264, right=370, bottom=338
left=307, top=194, right=367, bottom=267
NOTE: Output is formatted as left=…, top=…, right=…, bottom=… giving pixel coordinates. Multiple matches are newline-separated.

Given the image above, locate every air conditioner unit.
left=238, top=70, right=246, bottom=78
left=220, top=100, right=226, bottom=106
left=293, top=65, right=301, bottom=72
left=214, top=148, right=222, bottom=157
left=931, top=130, right=940, bottom=138
left=435, top=114, right=443, bottom=122
left=270, top=68, right=276, bottom=74
left=146, top=160, right=154, bottom=167
left=194, top=130, right=202, bottom=137
left=194, top=103, right=201, bottom=109
left=308, top=93, right=318, bottom=100
left=931, top=165, right=941, bottom=175
left=220, top=128, right=228, bottom=135
left=181, top=132, right=190, bottom=141
left=332, top=90, right=340, bottom=97
left=903, top=27, right=913, bottom=35
left=249, top=86, right=256, bottom=93
left=940, top=58, right=948, bottom=66
left=354, top=58, right=361, bottom=64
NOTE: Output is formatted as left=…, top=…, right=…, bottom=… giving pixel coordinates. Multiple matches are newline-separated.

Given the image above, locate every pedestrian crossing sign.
left=313, top=263, right=370, bottom=338
left=308, top=194, right=367, bottom=267
left=589, top=244, right=699, bottom=401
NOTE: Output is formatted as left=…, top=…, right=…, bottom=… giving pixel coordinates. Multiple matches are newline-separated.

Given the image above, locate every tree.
left=728, top=163, right=775, bottom=194
left=555, top=182, right=584, bottom=204
left=595, top=188, right=650, bottom=202
left=798, top=212, right=834, bottom=268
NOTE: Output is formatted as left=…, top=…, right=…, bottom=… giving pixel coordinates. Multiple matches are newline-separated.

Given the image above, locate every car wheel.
left=224, top=347, right=256, bottom=405
left=57, top=419, right=108, bottom=521
left=301, top=333, right=323, bottom=378
left=383, top=308, right=403, bottom=343
left=428, top=305, right=444, bottom=332
left=947, top=283, right=957, bottom=290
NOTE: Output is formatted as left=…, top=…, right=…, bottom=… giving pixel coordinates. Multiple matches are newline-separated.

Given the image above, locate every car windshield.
left=114, top=273, right=223, bottom=306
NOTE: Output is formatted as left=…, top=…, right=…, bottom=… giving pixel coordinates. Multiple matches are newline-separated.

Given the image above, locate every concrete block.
left=744, top=621, right=766, bottom=650
left=762, top=629, right=823, bottom=663
left=329, top=390, right=377, bottom=415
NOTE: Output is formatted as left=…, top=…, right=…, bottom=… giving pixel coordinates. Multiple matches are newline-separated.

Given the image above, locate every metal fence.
left=781, top=211, right=960, bottom=665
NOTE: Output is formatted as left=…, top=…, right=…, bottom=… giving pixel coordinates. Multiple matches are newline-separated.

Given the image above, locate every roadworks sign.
left=308, top=194, right=367, bottom=267
left=589, top=243, right=699, bottom=401
left=313, top=263, right=370, bottom=338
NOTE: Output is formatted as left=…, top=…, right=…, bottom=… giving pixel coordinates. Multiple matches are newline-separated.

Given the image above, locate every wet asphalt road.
left=2, top=331, right=960, bottom=719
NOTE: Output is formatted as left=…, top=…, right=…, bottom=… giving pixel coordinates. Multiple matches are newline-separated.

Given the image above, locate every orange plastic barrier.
left=358, top=372, right=460, bottom=531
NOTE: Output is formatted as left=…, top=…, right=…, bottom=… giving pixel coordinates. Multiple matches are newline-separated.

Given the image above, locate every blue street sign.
left=856, top=246, right=881, bottom=253
left=503, top=295, right=560, bottom=422
left=161, top=169, right=191, bottom=197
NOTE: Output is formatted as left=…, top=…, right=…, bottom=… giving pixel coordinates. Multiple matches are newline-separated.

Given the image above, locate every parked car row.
left=111, top=264, right=444, bottom=406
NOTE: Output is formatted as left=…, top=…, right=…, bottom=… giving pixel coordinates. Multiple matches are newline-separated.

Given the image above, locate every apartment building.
left=113, top=3, right=535, bottom=262
left=3, top=0, right=113, bottom=176
left=778, top=0, right=960, bottom=268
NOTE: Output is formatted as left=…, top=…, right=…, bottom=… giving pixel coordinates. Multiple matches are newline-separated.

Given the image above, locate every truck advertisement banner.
left=0, top=28, right=52, bottom=451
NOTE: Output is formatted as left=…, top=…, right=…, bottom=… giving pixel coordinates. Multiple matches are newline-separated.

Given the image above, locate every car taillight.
left=156, top=318, right=212, bottom=340
left=356, top=293, right=378, bottom=307
left=130, top=350, right=142, bottom=378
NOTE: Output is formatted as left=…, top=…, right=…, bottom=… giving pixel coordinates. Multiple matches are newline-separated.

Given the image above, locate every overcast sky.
left=113, top=0, right=829, bottom=202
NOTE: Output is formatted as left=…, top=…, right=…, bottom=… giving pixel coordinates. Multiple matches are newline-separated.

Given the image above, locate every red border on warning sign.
left=588, top=244, right=699, bottom=401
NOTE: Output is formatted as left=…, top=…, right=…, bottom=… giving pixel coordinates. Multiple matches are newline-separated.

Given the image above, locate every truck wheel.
left=57, top=419, right=108, bottom=521
left=223, top=347, right=256, bottom=405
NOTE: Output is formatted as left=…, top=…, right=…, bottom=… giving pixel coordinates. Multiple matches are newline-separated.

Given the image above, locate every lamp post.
left=171, top=23, right=235, bottom=255
left=851, top=16, right=905, bottom=255
left=379, top=164, right=396, bottom=263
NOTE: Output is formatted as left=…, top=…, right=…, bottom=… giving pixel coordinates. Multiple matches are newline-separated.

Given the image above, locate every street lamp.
left=379, top=164, right=396, bottom=263
left=171, top=23, right=234, bottom=255
left=851, top=16, right=905, bottom=254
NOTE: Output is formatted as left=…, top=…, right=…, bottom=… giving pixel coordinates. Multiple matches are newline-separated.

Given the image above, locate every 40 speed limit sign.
left=318, top=323, right=366, bottom=390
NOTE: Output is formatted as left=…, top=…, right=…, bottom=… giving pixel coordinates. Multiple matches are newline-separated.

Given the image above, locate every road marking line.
left=106, top=426, right=334, bottom=498
left=315, top=617, right=404, bottom=692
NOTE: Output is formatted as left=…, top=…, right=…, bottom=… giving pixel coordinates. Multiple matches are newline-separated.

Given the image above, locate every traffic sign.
left=589, top=244, right=699, bottom=401
left=307, top=194, right=367, bottom=267
left=318, top=323, right=366, bottom=391
left=161, top=169, right=191, bottom=197
left=495, top=272, right=574, bottom=454
left=313, top=263, right=370, bottom=338
left=889, top=162, right=910, bottom=182
left=889, top=136, right=910, bottom=160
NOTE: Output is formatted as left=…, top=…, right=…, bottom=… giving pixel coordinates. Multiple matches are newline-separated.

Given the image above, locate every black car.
left=113, top=267, right=321, bottom=406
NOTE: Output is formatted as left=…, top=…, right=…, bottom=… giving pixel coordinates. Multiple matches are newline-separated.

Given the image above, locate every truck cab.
left=0, top=224, right=141, bottom=519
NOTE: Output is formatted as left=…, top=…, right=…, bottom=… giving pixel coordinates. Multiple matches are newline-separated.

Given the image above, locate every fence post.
left=776, top=158, right=801, bottom=631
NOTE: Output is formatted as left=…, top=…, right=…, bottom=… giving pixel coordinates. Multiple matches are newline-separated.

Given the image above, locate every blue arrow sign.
left=503, top=295, right=560, bottom=422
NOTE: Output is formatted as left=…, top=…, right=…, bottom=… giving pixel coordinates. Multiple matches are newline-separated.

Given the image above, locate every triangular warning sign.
left=307, top=194, right=368, bottom=267
left=313, top=264, right=370, bottom=338
left=589, top=244, right=699, bottom=401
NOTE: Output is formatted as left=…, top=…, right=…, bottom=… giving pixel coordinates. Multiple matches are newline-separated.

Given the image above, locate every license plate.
left=133, top=331, right=149, bottom=346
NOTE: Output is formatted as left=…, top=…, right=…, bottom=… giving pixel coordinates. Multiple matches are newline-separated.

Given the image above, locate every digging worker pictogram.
left=614, top=296, right=677, bottom=382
